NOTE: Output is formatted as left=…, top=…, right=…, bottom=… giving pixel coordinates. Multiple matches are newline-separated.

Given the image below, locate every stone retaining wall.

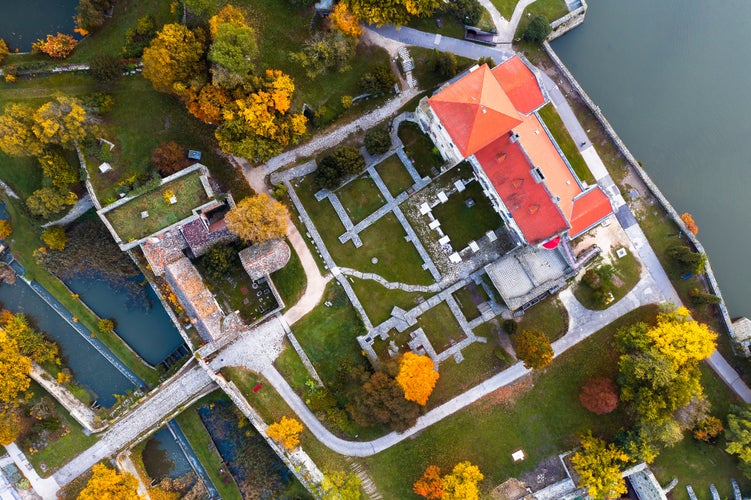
left=543, top=42, right=735, bottom=339
left=548, top=0, right=588, bottom=41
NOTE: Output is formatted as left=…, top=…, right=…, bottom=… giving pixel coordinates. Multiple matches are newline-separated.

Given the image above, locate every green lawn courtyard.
left=335, top=174, right=385, bottom=224
left=398, top=121, right=444, bottom=178
left=375, top=154, right=415, bottom=197
left=431, top=180, right=504, bottom=250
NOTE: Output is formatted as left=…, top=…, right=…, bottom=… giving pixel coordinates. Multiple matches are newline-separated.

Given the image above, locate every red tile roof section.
left=475, top=134, right=569, bottom=245
left=428, top=65, right=522, bottom=157
left=569, top=187, right=613, bottom=238
left=491, top=57, right=546, bottom=114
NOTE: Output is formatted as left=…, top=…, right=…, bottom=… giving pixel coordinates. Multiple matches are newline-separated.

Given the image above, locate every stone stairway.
left=398, top=47, right=418, bottom=89
left=347, top=458, right=383, bottom=500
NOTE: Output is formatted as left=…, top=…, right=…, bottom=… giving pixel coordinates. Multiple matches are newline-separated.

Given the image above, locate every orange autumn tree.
left=33, top=33, right=77, bottom=59
left=413, top=465, right=444, bottom=499
left=266, top=416, right=303, bottom=451
left=396, top=352, right=439, bottom=406
left=680, top=212, right=698, bottom=235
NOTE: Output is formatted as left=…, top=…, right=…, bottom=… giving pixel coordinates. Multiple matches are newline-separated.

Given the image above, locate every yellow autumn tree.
left=0, top=410, right=20, bottom=445
left=32, top=95, right=96, bottom=149
left=266, top=416, right=304, bottom=451
left=0, top=327, right=32, bottom=404
left=442, top=461, right=483, bottom=500
left=0, top=220, right=11, bottom=240
left=78, top=463, right=141, bottom=500
left=571, top=432, right=630, bottom=500
left=645, top=307, right=716, bottom=368
left=396, top=352, right=439, bottom=406
left=225, top=194, right=289, bottom=244
left=329, top=3, right=363, bottom=38
left=345, top=0, right=440, bottom=25
left=209, top=4, right=247, bottom=39
left=142, top=23, right=206, bottom=96
left=0, top=103, right=44, bottom=157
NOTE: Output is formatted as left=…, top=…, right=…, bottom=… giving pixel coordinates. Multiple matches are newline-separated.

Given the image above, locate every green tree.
left=183, top=0, right=218, bottom=19
left=571, top=432, right=630, bottom=500
left=42, top=226, right=68, bottom=251
left=26, top=188, right=77, bottom=218
left=523, top=15, right=551, bottom=43
left=208, top=22, right=258, bottom=88
left=123, top=15, right=156, bottom=57
left=513, top=329, right=553, bottom=369
left=432, top=50, right=458, bottom=78
left=90, top=53, right=123, bottom=84
left=290, top=30, right=355, bottom=79
left=75, top=0, right=114, bottom=33
left=142, top=23, right=206, bottom=96
left=364, top=126, right=391, bottom=155
left=97, top=318, right=115, bottom=333
left=358, top=64, right=397, bottom=94
left=666, top=240, right=706, bottom=274
left=314, top=146, right=366, bottom=189
left=321, top=470, right=361, bottom=500
left=225, top=194, right=289, bottom=244
left=200, top=244, right=237, bottom=280
left=726, top=404, right=751, bottom=478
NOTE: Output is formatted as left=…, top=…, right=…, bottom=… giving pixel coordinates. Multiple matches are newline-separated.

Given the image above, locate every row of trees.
left=413, top=461, right=484, bottom=500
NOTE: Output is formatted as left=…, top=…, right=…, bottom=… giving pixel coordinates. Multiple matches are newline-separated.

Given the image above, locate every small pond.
left=0, top=278, right=135, bottom=407
left=0, top=0, right=78, bottom=51
left=141, top=426, right=193, bottom=481
left=65, top=276, right=185, bottom=366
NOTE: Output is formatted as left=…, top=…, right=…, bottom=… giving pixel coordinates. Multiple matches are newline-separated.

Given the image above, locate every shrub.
left=579, top=377, right=619, bottom=415
left=693, top=415, right=723, bottom=442
left=151, top=141, right=189, bottom=176
left=41, top=226, right=67, bottom=251
left=123, top=15, right=156, bottom=58
left=364, top=126, right=391, bottom=156
left=314, top=146, right=366, bottom=189
left=513, top=329, right=553, bottom=369
left=97, top=318, right=115, bottom=333
left=90, top=53, right=123, bottom=84
left=431, top=50, right=458, bottom=78
left=445, top=0, right=482, bottom=26
left=340, top=95, right=353, bottom=109
left=0, top=220, right=11, bottom=240
left=358, top=64, right=397, bottom=94
left=200, top=244, right=237, bottom=281
left=33, top=33, right=77, bottom=59
left=502, top=319, right=517, bottom=335
left=667, top=240, right=706, bottom=274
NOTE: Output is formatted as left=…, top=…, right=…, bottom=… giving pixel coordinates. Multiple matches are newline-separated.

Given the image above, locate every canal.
left=551, top=0, right=751, bottom=317
left=0, top=0, right=78, bottom=51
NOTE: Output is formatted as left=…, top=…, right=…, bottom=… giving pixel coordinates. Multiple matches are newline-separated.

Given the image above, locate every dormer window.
left=531, top=167, right=545, bottom=183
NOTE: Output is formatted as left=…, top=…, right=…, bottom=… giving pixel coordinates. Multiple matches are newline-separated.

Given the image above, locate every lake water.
left=0, top=0, right=78, bottom=51
left=551, top=0, right=751, bottom=317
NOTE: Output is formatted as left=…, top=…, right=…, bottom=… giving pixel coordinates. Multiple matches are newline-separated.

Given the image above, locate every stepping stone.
left=438, top=235, right=450, bottom=246
left=437, top=191, right=448, bottom=203
left=454, top=179, right=465, bottom=192
left=140, top=211, right=149, bottom=219
left=428, top=219, right=441, bottom=230
left=449, top=252, right=462, bottom=263
left=469, top=241, right=480, bottom=253
left=486, top=230, right=497, bottom=242
left=419, top=202, right=431, bottom=215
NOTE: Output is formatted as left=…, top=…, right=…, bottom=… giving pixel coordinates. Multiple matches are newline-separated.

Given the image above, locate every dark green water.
left=552, top=0, right=751, bottom=316
left=0, top=0, right=78, bottom=51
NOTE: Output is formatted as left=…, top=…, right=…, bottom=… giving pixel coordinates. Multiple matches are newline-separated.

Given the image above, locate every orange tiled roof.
left=429, top=65, right=522, bottom=157
left=514, top=114, right=581, bottom=221
left=475, top=134, right=569, bottom=246
left=569, top=187, right=613, bottom=238
left=491, top=57, right=546, bottom=114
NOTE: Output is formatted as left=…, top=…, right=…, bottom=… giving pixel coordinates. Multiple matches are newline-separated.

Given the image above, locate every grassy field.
left=398, top=121, right=444, bottom=178
left=291, top=283, right=368, bottom=387
left=375, top=154, right=415, bottom=197
left=350, top=278, right=428, bottom=326
left=431, top=180, right=504, bottom=250
left=573, top=250, right=642, bottom=310
left=453, top=283, right=490, bottom=321
left=516, top=296, right=568, bottom=341
left=407, top=14, right=467, bottom=39
left=363, top=306, right=657, bottom=497
left=417, top=301, right=466, bottom=353
left=335, top=174, right=385, bottom=224
left=491, top=0, right=519, bottom=19
left=274, top=341, right=313, bottom=396
left=515, top=0, right=570, bottom=39
left=408, top=47, right=476, bottom=94
left=174, top=391, right=244, bottom=500
left=537, top=103, right=595, bottom=185
left=269, top=239, right=307, bottom=308
left=102, top=169, right=209, bottom=242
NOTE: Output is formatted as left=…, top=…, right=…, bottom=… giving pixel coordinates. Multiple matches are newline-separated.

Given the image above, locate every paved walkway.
left=41, top=194, right=93, bottom=228
left=5, top=443, right=58, bottom=500
left=53, top=363, right=214, bottom=487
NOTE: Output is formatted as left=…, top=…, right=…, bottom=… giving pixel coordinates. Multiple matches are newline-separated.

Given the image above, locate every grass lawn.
left=4, top=199, right=159, bottom=386
left=350, top=278, right=429, bottom=326
left=417, top=301, right=466, bottom=353
left=269, top=239, right=307, bottom=308
left=537, top=103, right=595, bottom=185
left=407, top=14, right=467, bottom=39
left=573, top=249, right=641, bottom=310
left=335, top=174, right=385, bottom=224
left=274, top=341, right=313, bottom=396
left=453, top=283, right=490, bottom=321
left=515, top=296, right=568, bottom=341
left=0, top=155, right=43, bottom=199
left=515, top=0, right=570, bottom=39
left=102, top=169, right=209, bottom=242
left=408, top=47, right=476, bottom=94
left=362, top=306, right=658, bottom=497
left=431, top=180, right=504, bottom=250
left=22, top=384, right=99, bottom=477
left=398, top=121, right=444, bottom=178
left=491, top=0, right=518, bottom=19
left=296, top=176, right=433, bottom=285
left=430, top=339, right=508, bottom=408
left=174, top=391, right=243, bottom=500
left=375, top=154, right=415, bottom=197
left=291, top=283, right=368, bottom=388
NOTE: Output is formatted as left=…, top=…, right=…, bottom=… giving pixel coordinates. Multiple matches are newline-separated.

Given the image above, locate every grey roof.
left=238, top=239, right=291, bottom=281
left=732, top=317, right=751, bottom=343
left=628, top=468, right=668, bottom=500
left=485, top=245, right=571, bottom=310
left=165, top=257, right=224, bottom=343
